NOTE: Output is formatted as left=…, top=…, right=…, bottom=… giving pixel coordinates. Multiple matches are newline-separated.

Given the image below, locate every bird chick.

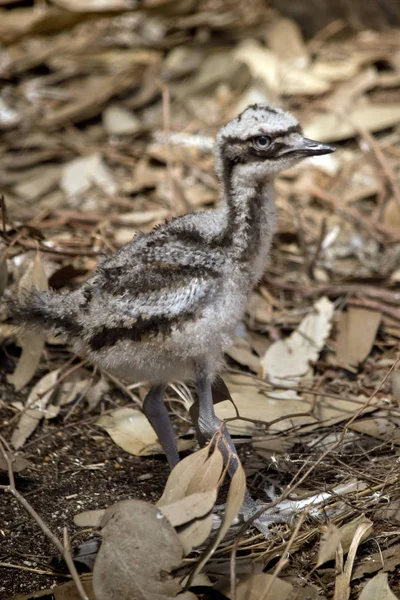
left=13, top=104, right=334, bottom=526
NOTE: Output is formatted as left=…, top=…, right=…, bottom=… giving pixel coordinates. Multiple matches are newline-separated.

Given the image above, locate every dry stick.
left=0, top=436, right=89, bottom=600
left=307, top=183, right=399, bottom=242
left=0, top=195, right=9, bottom=241
left=229, top=354, right=400, bottom=574
left=263, top=277, right=400, bottom=307
left=347, top=297, right=400, bottom=322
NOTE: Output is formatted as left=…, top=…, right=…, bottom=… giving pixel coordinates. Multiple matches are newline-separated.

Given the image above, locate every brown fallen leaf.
left=187, top=458, right=246, bottom=586
left=316, top=523, right=342, bottom=568
left=352, top=544, right=400, bottom=580
left=350, top=410, right=400, bottom=445
left=175, top=445, right=224, bottom=555
left=0, top=455, right=31, bottom=474
left=92, top=499, right=196, bottom=600
left=336, top=307, right=381, bottom=370
left=224, top=573, right=293, bottom=600
left=74, top=509, right=106, bottom=528
left=61, top=153, right=117, bottom=198
left=11, top=579, right=95, bottom=600
left=96, top=407, right=195, bottom=457
left=261, top=297, right=334, bottom=386
left=304, top=103, right=400, bottom=143
left=160, top=489, right=217, bottom=528
left=358, top=572, right=398, bottom=600
left=157, top=445, right=210, bottom=506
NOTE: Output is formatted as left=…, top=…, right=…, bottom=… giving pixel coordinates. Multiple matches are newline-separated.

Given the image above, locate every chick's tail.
left=10, top=288, right=80, bottom=339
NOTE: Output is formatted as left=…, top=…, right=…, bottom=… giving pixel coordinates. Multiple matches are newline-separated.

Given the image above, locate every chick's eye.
left=253, top=135, right=271, bottom=150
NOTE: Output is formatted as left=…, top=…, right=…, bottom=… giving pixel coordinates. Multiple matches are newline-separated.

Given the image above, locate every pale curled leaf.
left=261, top=297, right=334, bottom=386
left=157, top=444, right=210, bottom=506
left=186, top=444, right=224, bottom=495
left=358, top=572, right=398, bottom=600
left=336, top=307, right=381, bottom=369
left=316, top=523, right=341, bottom=567
left=61, top=153, right=117, bottom=198
left=305, top=103, right=400, bottom=143
left=11, top=369, right=60, bottom=449
left=97, top=407, right=194, bottom=457
left=188, top=459, right=246, bottom=583
left=93, top=499, right=196, bottom=600
left=74, top=509, right=106, bottom=528
left=160, top=489, right=217, bottom=527
left=177, top=512, right=214, bottom=556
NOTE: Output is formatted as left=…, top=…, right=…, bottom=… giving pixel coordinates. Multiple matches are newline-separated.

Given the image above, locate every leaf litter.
left=1, top=1, right=400, bottom=599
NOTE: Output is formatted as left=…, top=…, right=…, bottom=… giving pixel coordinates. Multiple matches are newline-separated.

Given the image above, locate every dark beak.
left=288, top=137, right=335, bottom=157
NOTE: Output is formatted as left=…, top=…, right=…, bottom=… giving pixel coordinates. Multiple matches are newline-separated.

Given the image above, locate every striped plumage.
left=15, top=104, right=334, bottom=529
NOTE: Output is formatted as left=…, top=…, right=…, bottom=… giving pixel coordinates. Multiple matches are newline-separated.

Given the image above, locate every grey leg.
left=195, top=367, right=286, bottom=531
left=142, top=385, right=179, bottom=470
left=196, top=368, right=239, bottom=477
left=196, top=368, right=261, bottom=518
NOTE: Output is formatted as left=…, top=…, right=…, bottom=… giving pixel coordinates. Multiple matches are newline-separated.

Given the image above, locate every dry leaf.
left=261, top=297, right=334, bottom=386
left=57, top=376, right=91, bottom=407
left=358, top=572, right=398, bottom=600
left=97, top=407, right=194, bottom=457
left=217, top=372, right=376, bottom=437
left=186, top=444, right=224, bottom=495
left=61, top=153, right=117, bottom=198
left=0, top=455, right=31, bottom=474
left=235, top=39, right=280, bottom=95
left=266, top=17, right=308, bottom=67
left=103, top=103, right=141, bottom=135
left=157, top=445, right=210, bottom=506
left=305, top=103, right=400, bottom=143
left=350, top=411, right=400, bottom=445
left=93, top=499, right=196, bottom=600
left=171, top=446, right=224, bottom=555
left=11, top=369, right=60, bottom=449
left=74, top=509, right=106, bottom=528
left=188, top=459, right=246, bottom=584
left=225, top=573, right=293, bottom=600
left=336, top=307, right=381, bottom=369
left=8, top=252, right=48, bottom=391
left=160, top=489, right=217, bottom=528
left=316, top=523, right=341, bottom=567
left=352, top=544, right=400, bottom=580
left=11, top=579, right=95, bottom=600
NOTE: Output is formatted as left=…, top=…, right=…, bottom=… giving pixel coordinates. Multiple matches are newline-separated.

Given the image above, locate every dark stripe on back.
left=97, top=262, right=219, bottom=296
left=88, top=311, right=195, bottom=351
